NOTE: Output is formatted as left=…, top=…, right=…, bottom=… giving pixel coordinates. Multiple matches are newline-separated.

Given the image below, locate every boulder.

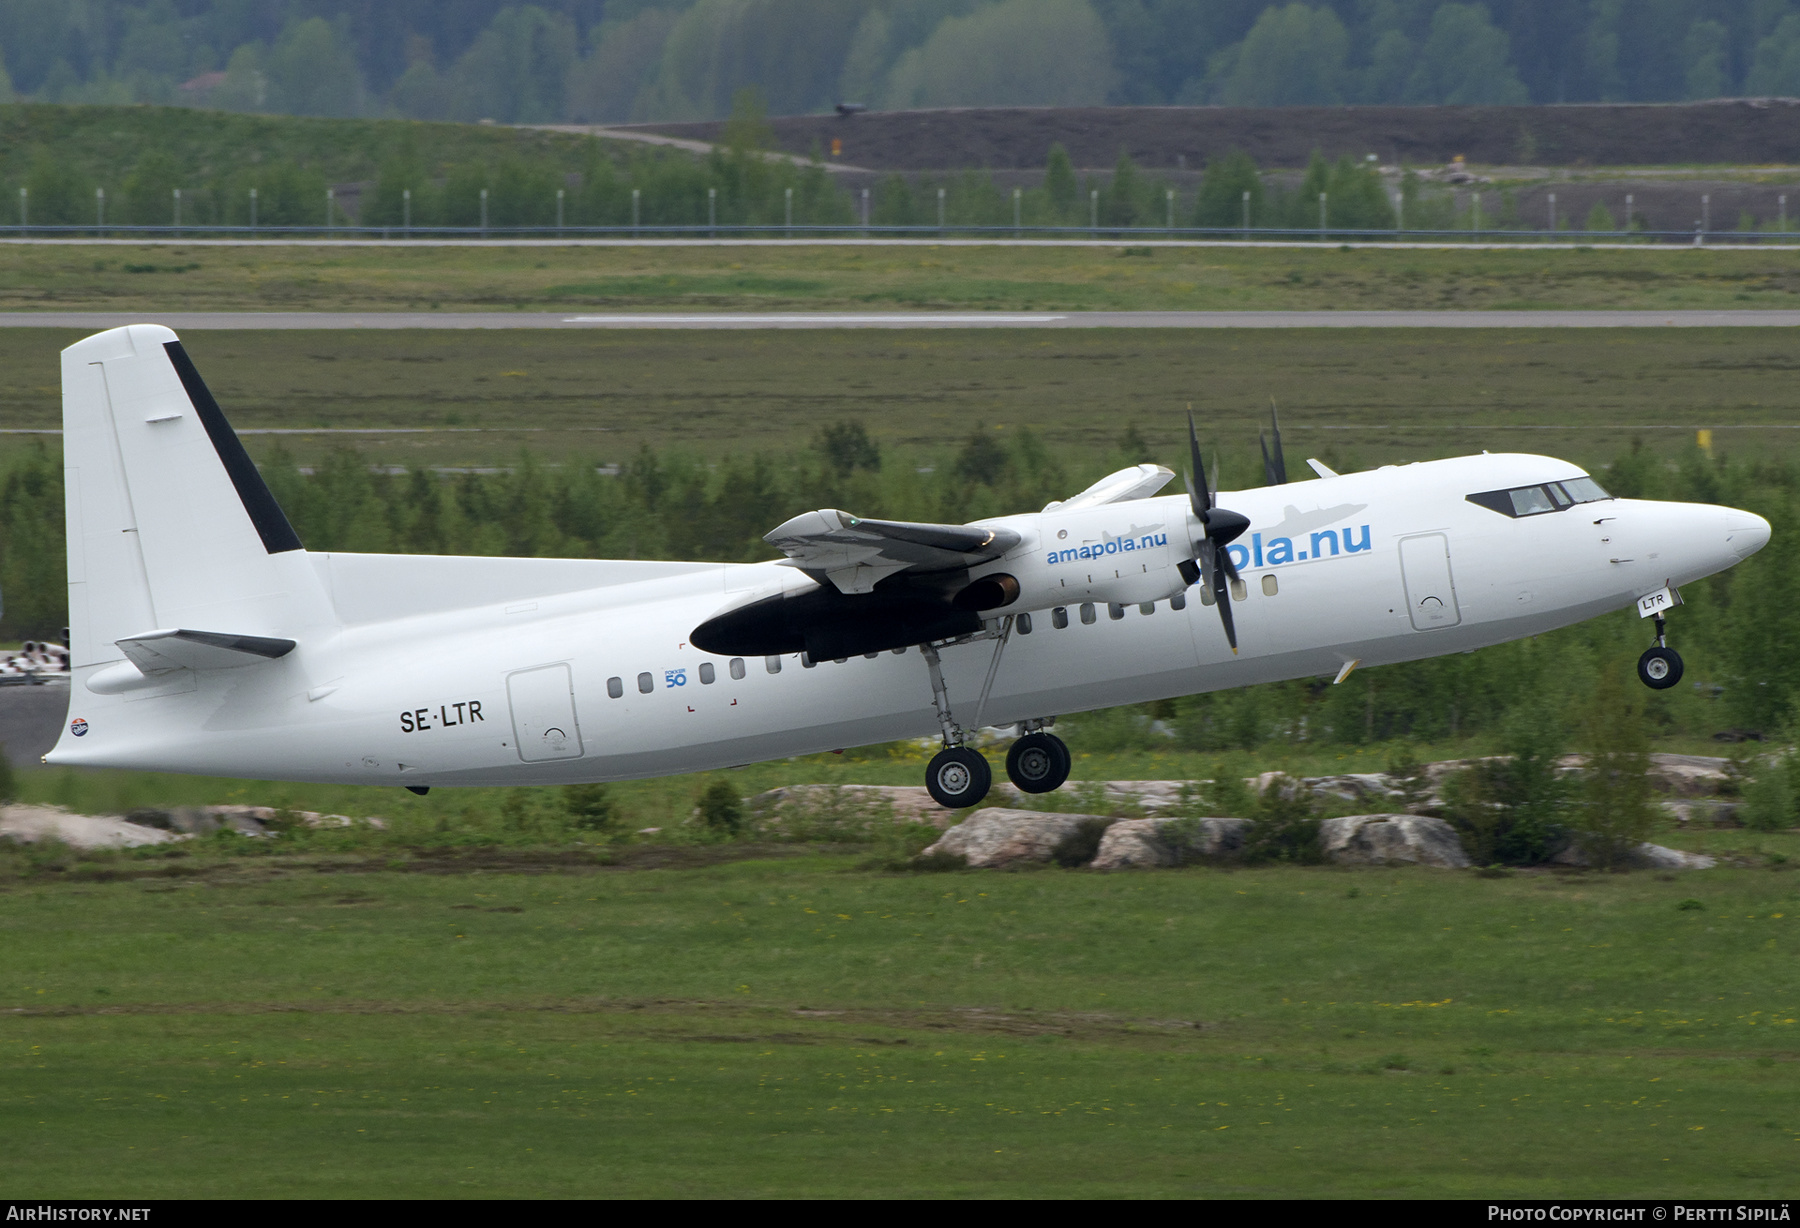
left=1661, top=799, right=1741, bottom=827
left=0, top=805, right=186, bottom=850
left=747, top=784, right=959, bottom=828
left=919, top=809, right=1100, bottom=867
left=991, top=779, right=1198, bottom=816
left=1553, top=842, right=1716, bottom=870
left=1319, top=814, right=1471, bottom=868
left=1089, top=817, right=1252, bottom=869
left=1646, top=753, right=1731, bottom=796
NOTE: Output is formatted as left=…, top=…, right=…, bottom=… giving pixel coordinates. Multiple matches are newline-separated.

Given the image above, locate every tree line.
left=6, top=426, right=1800, bottom=756
left=10, top=1, right=1800, bottom=123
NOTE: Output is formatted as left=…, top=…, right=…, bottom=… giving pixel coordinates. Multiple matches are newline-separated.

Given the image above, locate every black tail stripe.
left=163, top=341, right=303, bottom=554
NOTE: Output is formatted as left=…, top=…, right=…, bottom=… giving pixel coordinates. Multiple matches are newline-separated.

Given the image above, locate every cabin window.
left=1170, top=592, right=1187, bottom=611
left=1139, top=602, right=1154, bottom=616
left=765, top=655, right=782, bottom=674
left=1080, top=602, right=1097, bottom=625
left=1468, top=475, right=1613, bottom=519
left=699, top=662, right=715, bottom=685
left=1052, top=606, right=1068, bottom=629
left=1199, top=584, right=1215, bottom=606
left=730, top=657, right=746, bottom=680
left=607, top=676, right=623, bottom=699
left=637, top=672, right=654, bottom=694
left=1230, top=578, right=1248, bottom=602
left=1108, top=602, right=1125, bottom=621
left=1262, top=574, right=1279, bottom=596
left=802, top=653, right=817, bottom=668
left=1017, top=612, right=1033, bottom=634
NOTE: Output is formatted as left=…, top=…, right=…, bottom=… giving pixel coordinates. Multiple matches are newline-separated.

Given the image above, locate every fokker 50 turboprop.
left=45, top=325, right=1772, bottom=807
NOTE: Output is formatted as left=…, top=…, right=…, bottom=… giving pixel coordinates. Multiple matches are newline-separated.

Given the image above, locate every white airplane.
left=43, top=324, right=1772, bottom=808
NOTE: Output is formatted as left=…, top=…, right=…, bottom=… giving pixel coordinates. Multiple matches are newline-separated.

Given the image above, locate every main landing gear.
left=1638, top=613, right=1684, bottom=691
left=918, top=627, right=1072, bottom=809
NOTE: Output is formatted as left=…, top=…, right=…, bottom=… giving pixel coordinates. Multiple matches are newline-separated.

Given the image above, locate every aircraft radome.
left=45, top=325, right=1772, bottom=808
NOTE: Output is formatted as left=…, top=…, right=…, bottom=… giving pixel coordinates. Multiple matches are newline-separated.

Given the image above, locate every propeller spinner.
left=1178, top=412, right=1249, bottom=654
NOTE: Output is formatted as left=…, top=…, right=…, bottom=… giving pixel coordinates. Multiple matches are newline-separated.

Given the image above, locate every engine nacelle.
left=961, top=494, right=1197, bottom=614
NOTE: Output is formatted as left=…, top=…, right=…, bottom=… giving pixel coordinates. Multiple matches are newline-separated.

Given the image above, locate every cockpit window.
left=1467, top=475, right=1613, bottom=519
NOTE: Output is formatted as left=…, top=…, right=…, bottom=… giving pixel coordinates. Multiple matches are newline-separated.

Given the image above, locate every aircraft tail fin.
left=60, top=325, right=329, bottom=673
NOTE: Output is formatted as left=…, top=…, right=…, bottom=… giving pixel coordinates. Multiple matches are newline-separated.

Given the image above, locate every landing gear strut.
left=920, top=638, right=993, bottom=808
left=1638, top=614, right=1684, bottom=690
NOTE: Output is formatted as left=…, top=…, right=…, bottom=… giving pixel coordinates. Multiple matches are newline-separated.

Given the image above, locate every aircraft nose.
left=1725, top=509, right=1771, bottom=560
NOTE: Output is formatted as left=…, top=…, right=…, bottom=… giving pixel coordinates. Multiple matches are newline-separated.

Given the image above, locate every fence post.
left=1395, top=189, right=1403, bottom=234
left=1782, top=194, right=1788, bottom=232
left=17, top=186, right=24, bottom=235
left=1472, top=191, right=1481, bottom=233
left=938, top=187, right=946, bottom=233
left=631, top=188, right=640, bottom=233
left=1241, top=189, right=1249, bottom=236
left=480, top=188, right=489, bottom=237
left=1701, top=193, right=1710, bottom=235
left=173, top=187, right=181, bottom=233
left=402, top=188, right=409, bottom=236
left=709, top=186, right=717, bottom=236
left=1318, top=191, right=1326, bottom=237
left=1624, top=193, right=1632, bottom=233
left=249, top=186, right=258, bottom=232
left=1166, top=188, right=1174, bottom=230
left=785, top=186, right=793, bottom=233
left=1547, top=191, right=1556, bottom=234
left=556, top=188, right=564, bottom=232
left=863, top=187, right=870, bottom=232
left=1013, top=187, right=1021, bottom=234
left=95, top=187, right=104, bottom=235
left=1089, top=188, right=1097, bottom=231
left=325, top=187, right=334, bottom=232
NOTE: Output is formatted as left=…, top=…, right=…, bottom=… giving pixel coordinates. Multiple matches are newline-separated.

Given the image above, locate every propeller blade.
left=1261, top=399, right=1288, bottom=486
left=1186, top=411, right=1211, bottom=516
left=1214, top=560, right=1238, bottom=652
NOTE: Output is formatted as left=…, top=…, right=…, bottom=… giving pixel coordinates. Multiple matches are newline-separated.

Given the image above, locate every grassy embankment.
left=1, top=325, right=1797, bottom=470
left=5, top=243, right=1800, bottom=315
left=1, top=848, right=1795, bottom=1198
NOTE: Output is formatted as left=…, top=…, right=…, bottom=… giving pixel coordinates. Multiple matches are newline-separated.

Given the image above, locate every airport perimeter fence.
left=0, top=223, right=1796, bottom=244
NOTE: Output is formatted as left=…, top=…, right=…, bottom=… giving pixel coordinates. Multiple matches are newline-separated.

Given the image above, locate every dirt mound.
left=632, top=100, right=1800, bottom=171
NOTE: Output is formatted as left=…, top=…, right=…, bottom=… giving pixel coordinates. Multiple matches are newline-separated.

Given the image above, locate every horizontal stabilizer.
left=117, top=628, right=297, bottom=676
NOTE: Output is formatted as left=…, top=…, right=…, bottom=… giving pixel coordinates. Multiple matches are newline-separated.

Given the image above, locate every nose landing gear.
left=1637, top=614, right=1684, bottom=690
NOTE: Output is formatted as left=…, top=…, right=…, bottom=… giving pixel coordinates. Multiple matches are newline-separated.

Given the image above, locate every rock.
left=990, top=779, right=1199, bottom=816
left=1661, top=799, right=1741, bottom=827
left=1553, top=842, right=1716, bottom=870
left=748, top=784, right=961, bottom=828
left=1089, top=817, right=1252, bottom=869
left=919, top=809, right=1100, bottom=868
left=1646, top=753, right=1731, bottom=796
left=0, top=804, right=187, bottom=850
left=1319, top=814, right=1471, bottom=868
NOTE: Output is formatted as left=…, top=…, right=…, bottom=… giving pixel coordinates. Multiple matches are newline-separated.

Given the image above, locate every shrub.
left=697, top=780, right=744, bottom=834
left=1242, top=774, right=1323, bottom=865
left=1740, top=746, right=1800, bottom=831
left=561, top=783, right=615, bottom=832
left=1384, top=744, right=1431, bottom=811
left=1443, top=704, right=1572, bottom=865
left=1051, top=817, right=1114, bottom=867
left=1571, top=668, right=1657, bottom=869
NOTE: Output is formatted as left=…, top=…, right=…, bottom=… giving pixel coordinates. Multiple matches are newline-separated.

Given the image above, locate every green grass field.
left=6, top=243, right=1800, bottom=315
left=3, top=845, right=1795, bottom=1198
left=3, top=323, right=1798, bottom=470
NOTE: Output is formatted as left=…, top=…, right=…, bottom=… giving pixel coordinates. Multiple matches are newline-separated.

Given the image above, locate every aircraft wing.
left=765, top=509, right=1021, bottom=594
left=1042, top=463, right=1176, bottom=512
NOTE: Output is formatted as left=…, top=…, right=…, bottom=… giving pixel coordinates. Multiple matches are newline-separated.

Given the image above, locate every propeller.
left=1260, top=399, right=1288, bottom=486
left=1179, top=411, right=1250, bottom=654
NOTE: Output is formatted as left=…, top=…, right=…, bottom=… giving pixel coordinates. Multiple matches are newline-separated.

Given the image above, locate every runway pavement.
left=3, top=310, right=1800, bottom=330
